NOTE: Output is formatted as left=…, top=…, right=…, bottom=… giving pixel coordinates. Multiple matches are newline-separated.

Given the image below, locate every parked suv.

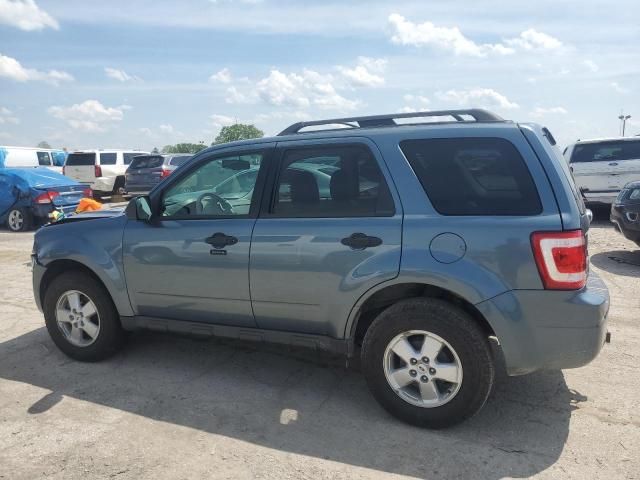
left=124, top=154, right=192, bottom=196
left=564, top=137, right=640, bottom=205
left=32, top=110, right=609, bottom=428
left=64, top=150, right=149, bottom=197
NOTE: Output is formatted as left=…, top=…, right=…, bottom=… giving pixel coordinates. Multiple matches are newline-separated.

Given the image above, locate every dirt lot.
left=0, top=216, right=638, bottom=480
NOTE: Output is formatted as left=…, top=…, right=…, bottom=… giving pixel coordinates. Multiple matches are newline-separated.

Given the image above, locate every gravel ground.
left=0, top=214, right=638, bottom=480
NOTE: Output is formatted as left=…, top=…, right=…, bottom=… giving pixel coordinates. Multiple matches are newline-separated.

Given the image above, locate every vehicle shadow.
left=591, top=250, right=640, bottom=278
left=0, top=328, right=577, bottom=479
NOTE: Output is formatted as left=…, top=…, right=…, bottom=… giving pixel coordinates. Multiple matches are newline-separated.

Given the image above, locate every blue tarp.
left=0, top=147, right=6, bottom=169
left=51, top=150, right=67, bottom=167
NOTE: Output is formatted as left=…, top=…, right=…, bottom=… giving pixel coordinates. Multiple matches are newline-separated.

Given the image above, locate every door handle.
left=341, top=232, right=383, bottom=250
left=609, top=162, right=619, bottom=166
left=205, top=232, right=238, bottom=249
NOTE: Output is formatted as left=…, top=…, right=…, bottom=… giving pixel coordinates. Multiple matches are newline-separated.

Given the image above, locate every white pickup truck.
left=63, top=150, right=149, bottom=197
left=564, top=137, right=640, bottom=204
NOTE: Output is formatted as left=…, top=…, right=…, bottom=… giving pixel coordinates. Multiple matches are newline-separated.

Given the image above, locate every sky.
left=0, top=0, right=639, bottom=151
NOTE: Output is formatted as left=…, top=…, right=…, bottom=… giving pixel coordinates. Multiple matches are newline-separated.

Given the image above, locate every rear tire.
left=43, top=271, right=126, bottom=361
left=361, top=297, right=494, bottom=429
left=5, top=207, right=31, bottom=232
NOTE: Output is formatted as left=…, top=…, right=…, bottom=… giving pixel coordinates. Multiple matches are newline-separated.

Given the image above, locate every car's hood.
left=50, top=206, right=126, bottom=225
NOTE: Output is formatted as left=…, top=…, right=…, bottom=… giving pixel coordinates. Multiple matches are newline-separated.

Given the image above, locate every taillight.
left=34, top=191, right=60, bottom=204
left=95, top=165, right=102, bottom=177
left=82, top=187, right=92, bottom=198
left=531, top=230, right=587, bottom=290
left=160, top=168, right=172, bottom=178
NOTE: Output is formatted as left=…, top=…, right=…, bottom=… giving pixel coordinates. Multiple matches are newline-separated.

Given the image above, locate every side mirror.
left=126, top=196, right=153, bottom=222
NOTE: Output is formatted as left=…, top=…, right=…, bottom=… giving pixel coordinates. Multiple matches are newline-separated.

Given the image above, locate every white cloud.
left=225, top=86, right=255, bottom=104
left=504, top=29, right=563, bottom=51
left=210, top=114, right=235, bottom=129
left=159, top=124, right=174, bottom=133
left=399, top=94, right=430, bottom=113
left=0, top=53, right=73, bottom=85
left=436, top=88, right=519, bottom=109
left=48, top=100, right=127, bottom=132
left=0, top=0, right=58, bottom=31
left=210, top=67, right=232, bottom=83
left=610, top=81, right=629, bottom=94
left=530, top=106, right=568, bottom=118
left=388, top=13, right=514, bottom=57
left=338, top=56, right=387, bottom=87
left=0, top=106, right=19, bottom=124
left=583, top=59, right=599, bottom=72
left=104, top=67, right=142, bottom=82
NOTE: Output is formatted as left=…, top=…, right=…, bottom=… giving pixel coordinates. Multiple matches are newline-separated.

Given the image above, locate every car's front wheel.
left=43, top=271, right=126, bottom=361
left=361, top=298, right=495, bottom=429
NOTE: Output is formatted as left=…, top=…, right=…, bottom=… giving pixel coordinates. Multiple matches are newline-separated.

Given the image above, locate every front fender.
left=33, top=215, right=133, bottom=317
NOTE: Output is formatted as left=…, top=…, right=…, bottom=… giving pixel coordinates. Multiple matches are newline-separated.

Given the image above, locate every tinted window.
left=161, top=153, right=263, bottom=218
left=129, top=155, right=164, bottom=169
left=66, top=153, right=96, bottom=166
left=123, top=152, right=139, bottom=164
left=169, top=155, right=191, bottom=166
left=36, top=151, right=51, bottom=166
left=273, top=145, right=394, bottom=217
left=400, top=138, right=542, bottom=216
left=100, top=153, right=117, bottom=165
left=570, top=140, right=640, bottom=163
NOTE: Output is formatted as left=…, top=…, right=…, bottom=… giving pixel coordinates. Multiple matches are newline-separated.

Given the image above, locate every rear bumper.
left=92, top=176, right=116, bottom=193
left=476, top=269, right=609, bottom=375
left=31, top=203, right=78, bottom=220
left=583, top=191, right=618, bottom=205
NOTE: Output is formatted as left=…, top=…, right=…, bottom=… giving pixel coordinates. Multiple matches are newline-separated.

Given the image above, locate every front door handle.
left=341, top=232, right=383, bottom=250
left=205, top=232, right=238, bottom=249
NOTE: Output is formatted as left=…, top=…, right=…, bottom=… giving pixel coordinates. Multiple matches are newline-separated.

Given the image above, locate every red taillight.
left=82, top=187, right=92, bottom=198
left=94, top=165, right=102, bottom=177
left=160, top=168, right=172, bottom=178
left=531, top=230, right=587, bottom=290
left=34, top=191, right=60, bottom=204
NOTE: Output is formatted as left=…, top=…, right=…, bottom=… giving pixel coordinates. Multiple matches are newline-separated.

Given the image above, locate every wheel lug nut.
left=429, top=368, right=436, bottom=375
left=422, top=357, right=429, bottom=364
left=420, top=375, right=429, bottom=382
left=410, top=358, right=417, bottom=365
left=409, top=370, right=417, bottom=377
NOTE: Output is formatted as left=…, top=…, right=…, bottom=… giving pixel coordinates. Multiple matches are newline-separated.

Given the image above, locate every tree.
left=151, top=147, right=159, bottom=154
left=37, top=141, right=51, bottom=149
left=161, top=143, right=207, bottom=154
left=213, top=124, right=263, bottom=145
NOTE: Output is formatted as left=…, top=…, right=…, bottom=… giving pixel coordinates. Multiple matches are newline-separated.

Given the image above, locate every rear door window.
left=129, top=156, right=164, bottom=169
left=36, top=151, right=52, bottom=166
left=570, top=140, right=640, bottom=163
left=66, top=153, right=96, bottom=165
left=400, top=137, right=542, bottom=216
left=100, top=153, right=117, bottom=165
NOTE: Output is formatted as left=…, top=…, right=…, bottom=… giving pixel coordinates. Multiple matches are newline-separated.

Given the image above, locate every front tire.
left=361, top=298, right=494, bottom=429
left=6, top=207, right=31, bottom=232
left=43, top=271, right=126, bottom=361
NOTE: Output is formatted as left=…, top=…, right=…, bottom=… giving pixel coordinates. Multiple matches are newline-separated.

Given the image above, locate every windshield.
left=66, top=153, right=96, bottom=166
left=129, top=155, right=164, bottom=169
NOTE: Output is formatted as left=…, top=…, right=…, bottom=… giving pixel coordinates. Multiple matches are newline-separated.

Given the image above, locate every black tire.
left=361, top=297, right=494, bottom=429
left=5, top=207, right=32, bottom=232
left=112, top=176, right=125, bottom=195
left=43, top=271, right=126, bottom=361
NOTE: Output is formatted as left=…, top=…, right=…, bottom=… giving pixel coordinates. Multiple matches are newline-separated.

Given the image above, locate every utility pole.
left=618, top=113, right=631, bottom=136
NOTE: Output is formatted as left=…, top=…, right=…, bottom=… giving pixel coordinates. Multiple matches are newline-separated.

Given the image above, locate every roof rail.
left=278, top=109, right=504, bottom=136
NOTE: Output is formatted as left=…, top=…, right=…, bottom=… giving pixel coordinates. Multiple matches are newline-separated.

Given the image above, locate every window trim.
left=260, top=142, right=397, bottom=219
left=152, top=147, right=273, bottom=221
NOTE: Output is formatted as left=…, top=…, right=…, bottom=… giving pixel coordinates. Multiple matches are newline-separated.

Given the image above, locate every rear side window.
left=66, top=153, right=96, bottom=166
left=570, top=140, right=640, bottom=163
left=100, top=153, right=117, bottom=165
left=400, top=137, right=542, bottom=216
left=169, top=156, right=191, bottom=166
left=123, top=153, right=139, bottom=164
left=129, top=155, right=164, bottom=169
left=36, top=151, right=51, bottom=166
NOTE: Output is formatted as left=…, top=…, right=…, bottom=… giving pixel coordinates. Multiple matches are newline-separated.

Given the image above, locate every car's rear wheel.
left=6, top=207, right=31, bottom=232
left=43, top=271, right=126, bottom=361
left=361, top=298, right=494, bottom=429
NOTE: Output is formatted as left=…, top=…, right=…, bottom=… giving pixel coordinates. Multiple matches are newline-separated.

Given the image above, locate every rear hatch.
left=125, top=155, right=166, bottom=190
left=64, top=152, right=97, bottom=183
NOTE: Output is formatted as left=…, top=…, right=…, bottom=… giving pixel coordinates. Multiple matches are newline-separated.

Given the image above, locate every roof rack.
left=278, top=109, right=504, bottom=136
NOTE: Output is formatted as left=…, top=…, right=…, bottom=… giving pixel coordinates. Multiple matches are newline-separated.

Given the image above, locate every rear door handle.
left=341, top=232, right=383, bottom=250
left=609, top=162, right=619, bottom=166
left=205, top=232, right=238, bottom=249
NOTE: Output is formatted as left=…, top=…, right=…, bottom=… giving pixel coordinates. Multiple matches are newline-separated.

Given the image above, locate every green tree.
left=37, top=141, right=51, bottom=149
left=151, top=147, right=159, bottom=154
left=161, top=143, right=207, bottom=154
left=213, top=124, right=263, bottom=145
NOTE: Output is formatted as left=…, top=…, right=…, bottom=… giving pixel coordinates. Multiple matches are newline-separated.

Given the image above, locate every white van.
left=0, top=146, right=63, bottom=173
left=564, top=137, right=640, bottom=204
left=63, top=149, right=149, bottom=196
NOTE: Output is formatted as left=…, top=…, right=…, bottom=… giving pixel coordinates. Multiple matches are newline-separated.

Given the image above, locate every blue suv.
left=32, top=109, right=609, bottom=428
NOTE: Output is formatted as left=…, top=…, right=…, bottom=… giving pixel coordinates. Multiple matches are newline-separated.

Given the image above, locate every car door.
left=123, top=146, right=273, bottom=326
left=249, top=138, right=403, bottom=338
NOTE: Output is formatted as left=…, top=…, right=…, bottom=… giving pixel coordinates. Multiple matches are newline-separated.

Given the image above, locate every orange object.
left=76, top=197, right=103, bottom=213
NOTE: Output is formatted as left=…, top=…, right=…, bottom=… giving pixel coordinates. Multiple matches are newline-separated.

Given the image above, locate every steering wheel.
left=196, top=192, right=234, bottom=215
